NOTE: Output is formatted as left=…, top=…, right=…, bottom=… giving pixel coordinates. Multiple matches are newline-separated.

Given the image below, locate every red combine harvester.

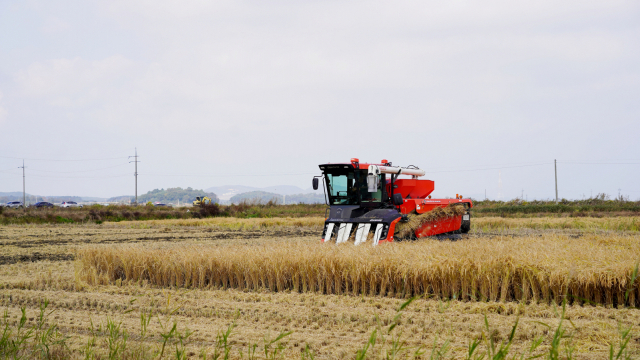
left=312, top=158, right=473, bottom=245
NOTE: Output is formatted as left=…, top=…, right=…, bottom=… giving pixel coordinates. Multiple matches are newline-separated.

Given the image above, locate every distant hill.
left=0, top=192, right=25, bottom=197
left=42, top=196, right=84, bottom=203
left=81, top=197, right=109, bottom=202
left=284, top=193, right=325, bottom=204
left=229, top=191, right=325, bottom=204
left=136, top=187, right=219, bottom=205
left=230, top=191, right=281, bottom=204
left=0, top=192, right=32, bottom=203
left=0, top=192, right=84, bottom=204
left=206, top=185, right=311, bottom=201
left=106, top=195, right=134, bottom=203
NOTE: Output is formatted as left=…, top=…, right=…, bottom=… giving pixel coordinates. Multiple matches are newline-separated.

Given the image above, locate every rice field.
left=1, top=217, right=640, bottom=358
left=113, top=216, right=325, bottom=230
left=111, top=215, right=640, bottom=233
left=78, top=233, right=640, bottom=307
left=473, top=216, right=640, bottom=232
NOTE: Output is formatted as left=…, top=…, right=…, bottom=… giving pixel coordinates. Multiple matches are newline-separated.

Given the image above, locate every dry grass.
left=79, top=233, right=640, bottom=307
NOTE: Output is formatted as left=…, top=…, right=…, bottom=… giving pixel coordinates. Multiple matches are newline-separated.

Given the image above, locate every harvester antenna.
left=129, top=148, right=140, bottom=205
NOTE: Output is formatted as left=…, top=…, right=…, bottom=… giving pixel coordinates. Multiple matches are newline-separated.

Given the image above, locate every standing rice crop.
left=78, top=233, right=640, bottom=307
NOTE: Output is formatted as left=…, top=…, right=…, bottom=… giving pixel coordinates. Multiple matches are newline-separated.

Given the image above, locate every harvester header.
left=313, top=158, right=472, bottom=245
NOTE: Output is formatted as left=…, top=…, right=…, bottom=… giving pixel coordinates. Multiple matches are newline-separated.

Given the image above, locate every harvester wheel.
left=460, top=212, right=471, bottom=233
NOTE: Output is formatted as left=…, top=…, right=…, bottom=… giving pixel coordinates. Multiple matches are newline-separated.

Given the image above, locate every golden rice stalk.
left=394, top=204, right=466, bottom=238
left=77, top=233, right=640, bottom=307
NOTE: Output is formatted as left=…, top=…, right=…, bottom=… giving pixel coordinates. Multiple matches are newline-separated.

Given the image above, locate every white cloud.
left=14, top=55, right=135, bottom=107
left=41, top=16, right=71, bottom=33
left=15, top=55, right=134, bottom=96
left=1, top=0, right=638, bottom=198
left=0, top=91, right=7, bottom=125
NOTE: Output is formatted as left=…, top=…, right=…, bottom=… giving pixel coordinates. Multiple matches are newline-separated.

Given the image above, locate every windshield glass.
left=325, top=169, right=382, bottom=205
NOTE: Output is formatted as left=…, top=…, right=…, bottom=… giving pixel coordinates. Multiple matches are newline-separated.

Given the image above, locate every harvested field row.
left=473, top=216, right=640, bottom=232
left=0, top=222, right=319, bottom=265
left=0, top=203, right=327, bottom=224
left=112, top=216, right=325, bottom=230
left=2, top=285, right=637, bottom=359
left=0, top=253, right=74, bottom=265
left=79, top=233, right=640, bottom=307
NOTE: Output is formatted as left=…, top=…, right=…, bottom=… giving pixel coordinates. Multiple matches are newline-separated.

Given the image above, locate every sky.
left=0, top=0, right=639, bottom=200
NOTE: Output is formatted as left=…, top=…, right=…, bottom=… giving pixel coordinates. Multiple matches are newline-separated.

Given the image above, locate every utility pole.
left=19, top=160, right=25, bottom=207
left=129, top=148, right=140, bottom=205
left=554, top=159, right=558, bottom=203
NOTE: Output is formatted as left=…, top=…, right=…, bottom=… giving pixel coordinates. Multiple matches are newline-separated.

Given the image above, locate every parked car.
left=32, top=201, right=54, bottom=208
left=3, top=201, right=24, bottom=209
left=60, top=201, right=83, bottom=208
left=154, top=202, right=171, bottom=207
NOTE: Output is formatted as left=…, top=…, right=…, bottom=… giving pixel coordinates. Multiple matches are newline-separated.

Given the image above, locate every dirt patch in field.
left=0, top=253, right=74, bottom=265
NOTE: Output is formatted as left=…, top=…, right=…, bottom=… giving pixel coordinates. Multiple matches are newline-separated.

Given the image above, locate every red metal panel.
left=379, top=217, right=401, bottom=244
left=394, top=179, right=434, bottom=199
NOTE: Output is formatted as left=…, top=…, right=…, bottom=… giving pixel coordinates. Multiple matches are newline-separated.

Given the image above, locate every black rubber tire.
left=460, top=212, right=471, bottom=234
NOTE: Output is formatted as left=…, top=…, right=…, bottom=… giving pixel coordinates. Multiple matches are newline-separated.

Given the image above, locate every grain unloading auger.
left=312, top=158, right=473, bottom=245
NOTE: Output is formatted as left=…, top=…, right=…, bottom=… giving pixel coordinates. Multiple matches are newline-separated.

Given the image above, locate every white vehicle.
left=3, top=201, right=24, bottom=209
left=60, top=201, right=83, bottom=208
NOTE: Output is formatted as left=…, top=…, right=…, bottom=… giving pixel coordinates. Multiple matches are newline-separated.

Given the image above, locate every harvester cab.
left=314, top=158, right=472, bottom=245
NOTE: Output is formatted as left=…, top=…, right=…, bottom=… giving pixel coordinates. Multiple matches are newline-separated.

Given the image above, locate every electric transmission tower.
left=18, top=160, right=25, bottom=207
left=129, top=148, right=140, bottom=205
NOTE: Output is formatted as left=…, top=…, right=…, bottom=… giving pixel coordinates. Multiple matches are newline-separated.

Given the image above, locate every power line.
left=425, top=161, right=550, bottom=171
left=425, top=160, right=640, bottom=172
left=428, top=163, right=551, bottom=173
left=0, top=168, right=20, bottom=173
left=27, top=163, right=129, bottom=174
left=26, top=173, right=131, bottom=179
left=140, top=172, right=318, bottom=177
left=558, top=161, right=640, bottom=165
left=0, top=155, right=128, bottom=162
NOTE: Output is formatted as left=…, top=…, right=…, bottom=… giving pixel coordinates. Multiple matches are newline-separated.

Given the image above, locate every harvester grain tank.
left=313, top=158, right=472, bottom=245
